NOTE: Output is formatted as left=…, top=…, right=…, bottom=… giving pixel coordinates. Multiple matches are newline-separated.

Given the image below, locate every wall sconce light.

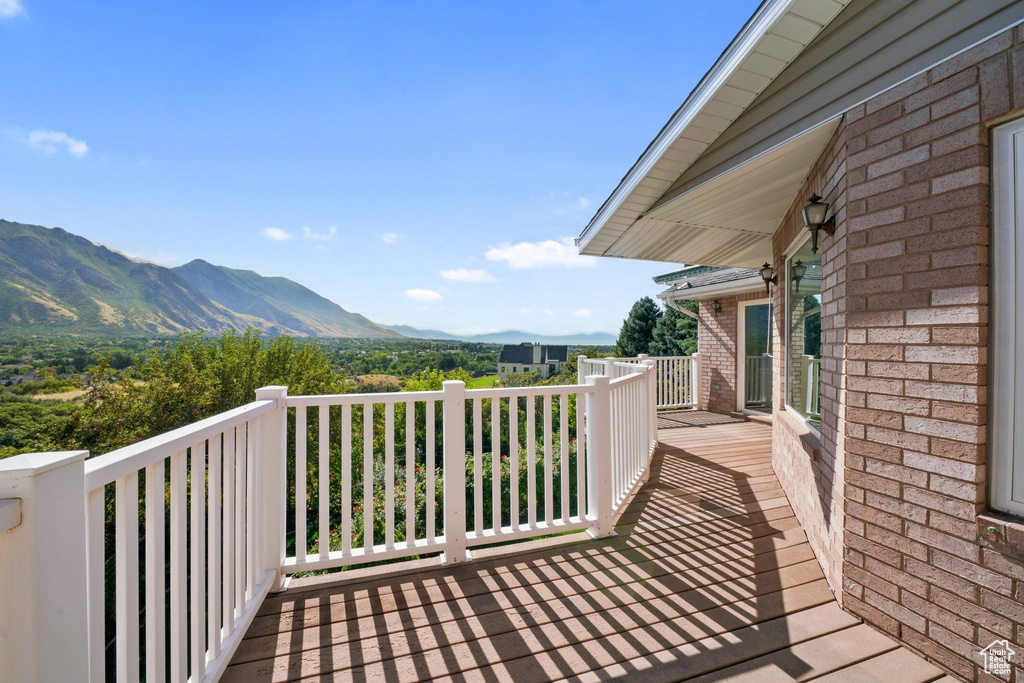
left=792, top=259, right=807, bottom=292
left=760, top=262, right=777, bottom=294
left=802, top=194, right=836, bottom=254
left=711, top=299, right=722, bottom=315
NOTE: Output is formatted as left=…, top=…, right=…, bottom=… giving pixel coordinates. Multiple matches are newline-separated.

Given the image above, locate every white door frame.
left=737, top=298, right=772, bottom=415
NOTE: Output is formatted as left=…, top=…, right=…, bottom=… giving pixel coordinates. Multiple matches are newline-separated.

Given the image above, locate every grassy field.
left=467, top=374, right=499, bottom=388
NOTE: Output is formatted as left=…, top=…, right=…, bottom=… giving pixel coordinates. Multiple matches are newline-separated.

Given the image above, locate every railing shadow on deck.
left=223, top=421, right=818, bottom=681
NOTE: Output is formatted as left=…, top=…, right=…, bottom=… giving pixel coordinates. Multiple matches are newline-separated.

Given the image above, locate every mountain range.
left=0, top=220, right=398, bottom=337
left=0, top=220, right=616, bottom=344
left=381, top=324, right=616, bottom=346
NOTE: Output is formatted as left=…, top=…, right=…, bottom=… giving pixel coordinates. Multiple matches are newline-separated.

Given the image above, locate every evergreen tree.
left=649, top=300, right=698, bottom=356
left=615, top=297, right=662, bottom=357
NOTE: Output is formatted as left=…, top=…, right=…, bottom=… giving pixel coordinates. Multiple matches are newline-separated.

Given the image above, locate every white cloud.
left=544, top=308, right=555, bottom=317
left=578, top=197, right=591, bottom=210
left=0, top=0, right=23, bottom=19
left=486, top=237, right=598, bottom=270
left=382, top=232, right=400, bottom=244
left=261, top=227, right=291, bottom=241
left=440, top=267, right=495, bottom=283
left=404, top=288, right=442, bottom=301
left=574, top=308, right=591, bottom=318
left=302, top=225, right=337, bottom=241
left=519, top=307, right=532, bottom=315
left=27, top=130, right=88, bottom=158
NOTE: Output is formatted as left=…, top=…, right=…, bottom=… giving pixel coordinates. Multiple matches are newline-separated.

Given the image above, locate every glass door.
left=743, top=302, right=772, bottom=411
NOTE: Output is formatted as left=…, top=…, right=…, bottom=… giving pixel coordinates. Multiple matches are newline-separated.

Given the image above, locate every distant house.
left=498, top=343, right=567, bottom=379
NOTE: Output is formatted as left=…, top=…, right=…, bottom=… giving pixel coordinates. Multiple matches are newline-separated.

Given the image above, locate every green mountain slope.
left=0, top=220, right=261, bottom=335
left=173, top=259, right=401, bottom=338
left=0, top=220, right=401, bottom=338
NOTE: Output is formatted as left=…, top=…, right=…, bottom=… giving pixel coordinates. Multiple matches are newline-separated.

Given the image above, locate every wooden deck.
left=224, top=412, right=948, bottom=682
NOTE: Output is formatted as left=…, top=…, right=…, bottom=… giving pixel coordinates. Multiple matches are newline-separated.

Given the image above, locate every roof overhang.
left=578, top=0, right=850, bottom=267
left=659, top=276, right=766, bottom=302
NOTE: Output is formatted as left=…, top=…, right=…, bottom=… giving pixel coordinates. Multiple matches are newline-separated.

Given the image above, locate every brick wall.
left=764, top=28, right=1024, bottom=682
left=770, top=120, right=849, bottom=606
left=696, top=291, right=765, bottom=414
left=834, top=30, right=1024, bottom=681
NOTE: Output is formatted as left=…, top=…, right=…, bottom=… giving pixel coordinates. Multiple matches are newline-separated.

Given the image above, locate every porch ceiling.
left=577, top=0, right=850, bottom=267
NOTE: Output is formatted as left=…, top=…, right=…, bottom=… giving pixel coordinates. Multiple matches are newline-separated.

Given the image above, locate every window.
left=991, top=118, right=1024, bottom=516
left=785, top=236, right=821, bottom=429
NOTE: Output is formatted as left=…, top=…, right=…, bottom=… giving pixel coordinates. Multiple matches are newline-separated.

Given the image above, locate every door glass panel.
left=744, top=303, right=772, bottom=410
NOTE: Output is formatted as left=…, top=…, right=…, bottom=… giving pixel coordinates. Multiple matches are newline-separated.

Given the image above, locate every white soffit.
left=578, top=0, right=850, bottom=264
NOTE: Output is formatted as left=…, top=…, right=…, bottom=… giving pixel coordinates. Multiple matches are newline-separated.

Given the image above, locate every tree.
left=615, top=297, right=662, bottom=357
left=649, top=301, right=698, bottom=356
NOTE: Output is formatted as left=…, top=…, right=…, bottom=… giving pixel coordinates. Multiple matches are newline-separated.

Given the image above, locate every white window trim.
left=736, top=298, right=772, bottom=415
left=990, top=118, right=1024, bottom=517
left=784, top=231, right=822, bottom=438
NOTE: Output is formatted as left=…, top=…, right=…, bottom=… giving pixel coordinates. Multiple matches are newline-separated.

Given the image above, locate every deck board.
left=224, top=411, right=941, bottom=682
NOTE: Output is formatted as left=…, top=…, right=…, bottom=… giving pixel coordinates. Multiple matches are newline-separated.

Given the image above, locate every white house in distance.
left=498, top=343, right=567, bottom=379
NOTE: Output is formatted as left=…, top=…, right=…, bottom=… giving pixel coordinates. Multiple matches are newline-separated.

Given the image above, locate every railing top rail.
left=285, top=389, right=445, bottom=407
left=609, top=372, right=645, bottom=388
left=84, top=398, right=278, bottom=491
left=467, top=383, right=595, bottom=399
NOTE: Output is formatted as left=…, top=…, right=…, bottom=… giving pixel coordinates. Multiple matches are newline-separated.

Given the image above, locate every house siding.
left=765, top=28, right=1024, bottom=682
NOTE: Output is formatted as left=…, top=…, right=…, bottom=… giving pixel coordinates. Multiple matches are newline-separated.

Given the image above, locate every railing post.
left=0, top=451, right=91, bottom=682
left=692, top=352, right=704, bottom=410
left=642, top=359, right=658, bottom=456
left=442, top=380, right=468, bottom=564
left=602, top=358, right=613, bottom=378
left=577, top=355, right=587, bottom=381
left=256, top=385, right=288, bottom=591
left=585, top=375, right=614, bottom=538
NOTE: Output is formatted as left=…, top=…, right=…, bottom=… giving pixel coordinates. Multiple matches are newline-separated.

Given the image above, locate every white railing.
left=0, top=364, right=659, bottom=683
left=578, top=353, right=700, bottom=409
left=745, top=354, right=772, bottom=406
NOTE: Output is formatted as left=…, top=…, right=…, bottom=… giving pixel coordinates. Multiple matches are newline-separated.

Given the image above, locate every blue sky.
left=0, top=0, right=760, bottom=336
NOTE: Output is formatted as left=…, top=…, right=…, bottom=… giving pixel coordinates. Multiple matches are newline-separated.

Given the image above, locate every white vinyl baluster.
left=145, top=459, right=166, bottom=683
left=363, top=403, right=374, bottom=551
left=190, top=441, right=206, bottom=682
left=295, top=407, right=307, bottom=563
left=245, top=421, right=256, bottom=600
left=235, top=425, right=246, bottom=613
left=543, top=394, right=553, bottom=525
left=115, top=471, right=140, bottom=683
left=527, top=396, right=537, bottom=528
left=491, top=397, right=500, bottom=532
left=576, top=390, right=585, bottom=518
left=342, top=405, right=352, bottom=555
left=473, top=398, right=482, bottom=535
left=207, top=433, right=222, bottom=661
left=222, top=428, right=234, bottom=641
left=170, top=451, right=187, bottom=683
left=405, top=402, right=415, bottom=544
left=560, top=393, right=569, bottom=523
left=385, top=403, right=395, bottom=549
left=426, top=400, right=435, bottom=543
left=509, top=396, right=519, bottom=530
left=319, top=405, right=330, bottom=559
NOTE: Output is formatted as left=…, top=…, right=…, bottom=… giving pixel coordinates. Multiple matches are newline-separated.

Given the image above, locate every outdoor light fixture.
left=802, top=194, right=835, bottom=254
left=792, top=260, right=807, bottom=292
left=760, top=262, right=777, bottom=294
left=711, top=299, right=722, bottom=314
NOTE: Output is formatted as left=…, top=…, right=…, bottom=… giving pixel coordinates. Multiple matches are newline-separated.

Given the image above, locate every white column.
left=0, top=450, right=91, bottom=682
left=442, top=380, right=468, bottom=563
left=642, top=359, right=658, bottom=456
left=585, top=375, right=614, bottom=538
left=255, top=386, right=288, bottom=591
left=577, top=355, right=587, bottom=382
left=692, top=352, right=705, bottom=410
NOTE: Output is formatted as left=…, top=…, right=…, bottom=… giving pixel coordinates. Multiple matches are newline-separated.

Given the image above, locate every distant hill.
left=0, top=220, right=400, bottom=338
left=382, top=324, right=616, bottom=346
left=173, top=260, right=400, bottom=338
